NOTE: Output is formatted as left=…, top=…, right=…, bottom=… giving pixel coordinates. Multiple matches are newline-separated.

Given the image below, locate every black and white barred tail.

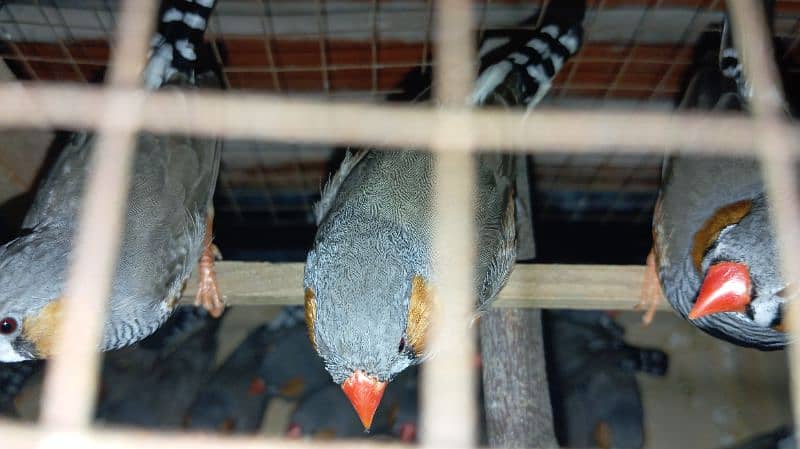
left=144, top=0, right=216, bottom=89
left=718, top=14, right=749, bottom=100
left=472, top=2, right=585, bottom=108
left=719, top=0, right=776, bottom=102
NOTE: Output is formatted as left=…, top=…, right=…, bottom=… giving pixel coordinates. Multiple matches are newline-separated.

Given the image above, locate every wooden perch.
left=480, top=309, right=558, bottom=448
left=180, top=262, right=670, bottom=310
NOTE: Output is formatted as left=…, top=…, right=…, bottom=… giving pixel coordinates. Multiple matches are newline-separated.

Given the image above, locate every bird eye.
left=0, top=317, right=17, bottom=335
left=398, top=338, right=406, bottom=353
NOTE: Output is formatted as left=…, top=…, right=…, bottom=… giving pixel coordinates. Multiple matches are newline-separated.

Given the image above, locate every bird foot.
left=210, top=243, right=222, bottom=261
left=195, top=243, right=224, bottom=318
left=636, top=249, right=663, bottom=326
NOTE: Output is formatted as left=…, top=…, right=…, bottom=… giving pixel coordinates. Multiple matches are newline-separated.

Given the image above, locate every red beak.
left=689, top=261, right=751, bottom=320
left=341, top=370, right=387, bottom=430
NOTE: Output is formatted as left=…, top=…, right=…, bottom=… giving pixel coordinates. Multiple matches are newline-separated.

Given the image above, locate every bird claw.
left=195, top=243, right=224, bottom=318
left=210, top=243, right=223, bottom=261
left=636, top=249, right=663, bottom=327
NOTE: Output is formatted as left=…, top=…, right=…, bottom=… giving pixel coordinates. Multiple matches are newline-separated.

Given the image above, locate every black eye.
left=0, top=317, right=17, bottom=335
left=398, top=338, right=406, bottom=353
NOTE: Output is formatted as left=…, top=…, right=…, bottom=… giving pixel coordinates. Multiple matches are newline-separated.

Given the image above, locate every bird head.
left=304, top=239, right=435, bottom=430
left=687, top=196, right=788, bottom=347
left=0, top=232, right=71, bottom=362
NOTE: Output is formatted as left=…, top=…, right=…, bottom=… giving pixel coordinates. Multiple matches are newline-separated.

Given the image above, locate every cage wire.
left=0, top=0, right=796, bottom=447
left=4, top=0, right=800, bottom=227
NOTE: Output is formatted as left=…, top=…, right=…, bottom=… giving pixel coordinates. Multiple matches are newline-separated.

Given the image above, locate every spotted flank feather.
left=144, top=0, right=216, bottom=89
left=472, top=6, right=584, bottom=108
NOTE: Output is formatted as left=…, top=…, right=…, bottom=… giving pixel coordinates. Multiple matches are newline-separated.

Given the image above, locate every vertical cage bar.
left=39, top=0, right=157, bottom=429
left=422, top=0, right=476, bottom=447
left=727, top=0, right=800, bottom=437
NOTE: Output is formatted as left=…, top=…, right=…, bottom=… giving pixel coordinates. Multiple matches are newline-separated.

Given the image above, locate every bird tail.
left=472, top=0, right=586, bottom=108
left=718, top=1, right=776, bottom=104
left=718, top=14, right=748, bottom=100
left=144, top=0, right=217, bottom=89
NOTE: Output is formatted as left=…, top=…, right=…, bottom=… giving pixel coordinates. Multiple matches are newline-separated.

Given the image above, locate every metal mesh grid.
left=2, top=1, right=799, bottom=97
left=2, top=0, right=799, bottom=227
left=0, top=0, right=797, bottom=447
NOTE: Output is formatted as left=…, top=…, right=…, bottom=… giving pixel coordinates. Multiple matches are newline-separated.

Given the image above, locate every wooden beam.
left=180, top=262, right=671, bottom=311
left=480, top=308, right=558, bottom=448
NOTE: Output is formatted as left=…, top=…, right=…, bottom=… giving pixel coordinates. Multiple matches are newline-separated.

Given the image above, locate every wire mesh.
left=0, top=0, right=795, bottom=447
left=4, top=0, right=799, bottom=226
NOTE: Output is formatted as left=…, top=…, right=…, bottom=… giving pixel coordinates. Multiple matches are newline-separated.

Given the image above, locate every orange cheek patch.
left=405, top=275, right=436, bottom=356
left=305, top=288, right=318, bottom=351
left=691, top=200, right=753, bottom=273
left=22, top=299, right=64, bottom=358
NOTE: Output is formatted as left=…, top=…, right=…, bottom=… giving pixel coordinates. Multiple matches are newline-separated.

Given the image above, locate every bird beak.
left=341, top=370, right=387, bottom=430
left=689, top=261, right=751, bottom=320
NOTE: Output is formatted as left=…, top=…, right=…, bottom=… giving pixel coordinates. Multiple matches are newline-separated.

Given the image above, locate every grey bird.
left=650, top=6, right=790, bottom=349
left=0, top=0, right=223, bottom=362
left=303, top=2, right=585, bottom=429
left=96, top=305, right=220, bottom=429
left=544, top=310, right=668, bottom=449
left=184, top=309, right=329, bottom=434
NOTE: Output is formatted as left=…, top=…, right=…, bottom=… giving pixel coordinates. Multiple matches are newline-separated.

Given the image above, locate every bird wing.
left=116, top=110, right=220, bottom=303
left=472, top=2, right=586, bottom=308
left=314, top=149, right=369, bottom=225
left=475, top=154, right=518, bottom=309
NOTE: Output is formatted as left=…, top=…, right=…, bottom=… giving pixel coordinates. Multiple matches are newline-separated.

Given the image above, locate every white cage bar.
left=40, top=0, right=157, bottom=431
left=0, top=0, right=795, bottom=448
left=424, top=0, right=476, bottom=447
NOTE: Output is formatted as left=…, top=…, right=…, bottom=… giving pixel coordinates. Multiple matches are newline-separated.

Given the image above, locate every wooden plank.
left=180, top=262, right=671, bottom=311
left=480, top=308, right=558, bottom=448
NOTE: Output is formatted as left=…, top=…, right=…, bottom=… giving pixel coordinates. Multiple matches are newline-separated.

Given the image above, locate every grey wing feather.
left=22, top=135, right=92, bottom=230
left=475, top=153, right=518, bottom=310
left=314, top=149, right=369, bottom=225
left=119, top=128, right=220, bottom=303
